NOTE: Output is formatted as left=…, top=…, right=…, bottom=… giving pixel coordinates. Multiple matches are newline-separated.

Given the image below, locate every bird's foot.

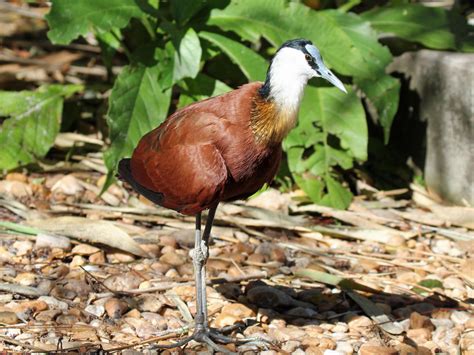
left=151, top=324, right=272, bottom=354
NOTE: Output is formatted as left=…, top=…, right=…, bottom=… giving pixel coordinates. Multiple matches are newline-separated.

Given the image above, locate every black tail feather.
left=118, top=158, right=164, bottom=205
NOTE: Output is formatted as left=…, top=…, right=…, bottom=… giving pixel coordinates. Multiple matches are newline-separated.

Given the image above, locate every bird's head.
left=270, top=38, right=346, bottom=93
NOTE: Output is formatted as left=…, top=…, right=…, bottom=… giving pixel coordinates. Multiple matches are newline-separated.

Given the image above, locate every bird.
left=118, top=38, right=346, bottom=352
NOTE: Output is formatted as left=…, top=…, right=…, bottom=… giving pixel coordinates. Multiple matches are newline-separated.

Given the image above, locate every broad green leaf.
left=173, top=28, right=202, bottom=82
left=199, top=31, right=267, bottom=82
left=209, top=0, right=392, bottom=78
left=0, top=85, right=83, bottom=170
left=178, top=74, right=232, bottom=108
left=362, top=4, right=470, bottom=50
left=355, top=74, right=400, bottom=143
left=294, top=174, right=325, bottom=204
left=321, top=175, right=353, bottom=209
left=104, top=64, right=171, bottom=185
left=284, top=86, right=365, bottom=209
left=171, top=0, right=206, bottom=25
left=46, top=0, right=144, bottom=44
left=286, top=86, right=367, bottom=160
left=161, top=27, right=202, bottom=88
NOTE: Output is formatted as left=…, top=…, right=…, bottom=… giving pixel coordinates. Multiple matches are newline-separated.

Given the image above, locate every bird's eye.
left=305, top=54, right=312, bottom=61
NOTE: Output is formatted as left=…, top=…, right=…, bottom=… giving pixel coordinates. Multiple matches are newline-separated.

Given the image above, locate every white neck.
left=266, top=47, right=314, bottom=114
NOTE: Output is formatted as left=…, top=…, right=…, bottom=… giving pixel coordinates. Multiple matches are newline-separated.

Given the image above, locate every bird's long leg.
left=192, top=212, right=206, bottom=333
left=198, top=204, right=272, bottom=351
left=200, top=203, right=218, bottom=324
left=152, top=209, right=271, bottom=353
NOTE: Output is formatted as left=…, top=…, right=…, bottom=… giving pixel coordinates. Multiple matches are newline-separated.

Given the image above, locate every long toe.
left=208, top=329, right=273, bottom=353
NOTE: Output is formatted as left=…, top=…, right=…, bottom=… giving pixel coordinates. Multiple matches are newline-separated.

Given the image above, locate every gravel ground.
left=0, top=172, right=473, bottom=354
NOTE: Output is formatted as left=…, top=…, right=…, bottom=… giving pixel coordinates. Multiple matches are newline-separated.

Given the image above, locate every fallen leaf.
left=27, top=217, right=148, bottom=257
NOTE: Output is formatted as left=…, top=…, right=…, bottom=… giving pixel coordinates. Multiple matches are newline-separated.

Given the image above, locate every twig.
left=0, top=335, right=48, bottom=352
left=104, top=327, right=191, bottom=352
left=0, top=1, right=44, bottom=19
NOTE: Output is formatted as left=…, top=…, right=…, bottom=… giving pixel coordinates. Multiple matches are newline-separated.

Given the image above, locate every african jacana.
left=119, top=38, right=346, bottom=352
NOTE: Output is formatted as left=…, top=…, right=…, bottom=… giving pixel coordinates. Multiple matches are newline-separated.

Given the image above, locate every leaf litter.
left=0, top=170, right=473, bottom=354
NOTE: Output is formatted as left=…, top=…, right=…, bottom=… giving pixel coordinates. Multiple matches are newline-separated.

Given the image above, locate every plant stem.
left=109, top=29, right=132, bottom=61
left=142, top=16, right=157, bottom=41
left=338, top=0, right=361, bottom=12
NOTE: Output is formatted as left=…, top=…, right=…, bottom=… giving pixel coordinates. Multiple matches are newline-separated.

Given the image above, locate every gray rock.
left=85, top=304, right=105, bottom=318
left=451, top=311, right=470, bottom=325
left=38, top=296, right=68, bottom=311
left=391, top=50, right=474, bottom=205
left=35, top=234, right=71, bottom=250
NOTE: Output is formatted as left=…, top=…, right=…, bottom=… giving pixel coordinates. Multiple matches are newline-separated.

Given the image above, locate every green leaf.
left=171, top=0, right=206, bottom=26
left=0, top=85, right=83, bottom=170
left=362, top=4, right=470, bottom=50
left=287, top=86, right=367, bottom=160
left=321, top=175, right=353, bottom=209
left=173, top=28, right=202, bottom=82
left=418, top=279, right=444, bottom=289
left=209, top=0, right=392, bottom=78
left=104, top=64, right=171, bottom=185
left=46, top=0, right=145, bottom=45
left=284, top=86, right=365, bottom=209
left=199, top=31, right=267, bottom=82
left=160, top=27, right=202, bottom=88
left=296, top=269, right=380, bottom=293
left=178, top=74, right=232, bottom=108
left=355, top=74, right=400, bottom=143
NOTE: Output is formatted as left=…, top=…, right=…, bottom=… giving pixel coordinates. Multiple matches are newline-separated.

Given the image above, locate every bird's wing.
left=128, top=112, right=229, bottom=215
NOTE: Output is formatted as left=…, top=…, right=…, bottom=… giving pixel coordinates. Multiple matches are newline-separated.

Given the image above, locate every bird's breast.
left=250, top=98, right=298, bottom=146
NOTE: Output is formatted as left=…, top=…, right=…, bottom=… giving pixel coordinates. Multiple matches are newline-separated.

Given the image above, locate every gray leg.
left=200, top=203, right=218, bottom=324
left=151, top=207, right=271, bottom=353
left=192, top=212, right=206, bottom=332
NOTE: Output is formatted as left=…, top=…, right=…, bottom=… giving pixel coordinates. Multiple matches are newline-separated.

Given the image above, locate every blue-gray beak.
left=316, top=63, right=347, bottom=94
left=305, top=44, right=347, bottom=93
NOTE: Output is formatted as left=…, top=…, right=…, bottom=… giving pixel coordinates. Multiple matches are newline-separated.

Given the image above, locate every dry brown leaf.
left=27, top=216, right=148, bottom=257
left=429, top=205, right=474, bottom=229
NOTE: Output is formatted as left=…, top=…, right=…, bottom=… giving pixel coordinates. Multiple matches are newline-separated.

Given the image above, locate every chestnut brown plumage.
left=118, top=38, right=346, bottom=352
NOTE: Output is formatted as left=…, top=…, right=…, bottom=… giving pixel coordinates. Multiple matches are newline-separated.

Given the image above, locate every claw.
left=151, top=326, right=272, bottom=354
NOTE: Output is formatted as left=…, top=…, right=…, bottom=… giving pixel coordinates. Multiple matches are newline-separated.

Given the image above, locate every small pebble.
left=221, top=303, right=255, bottom=319
left=35, top=234, right=71, bottom=250
left=465, top=317, right=474, bottom=329
left=71, top=244, right=100, bottom=256
left=332, top=323, right=348, bottom=333
left=136, top=294, right=163, bottom=313
left=56, top=314, right=79, bottom=325
left=282, top=340, right=300, bottom=352
left=105, top=298, right=129, bottom=319
left=347, top=315, right=372, bottom=328
left=359, top=345, right=398, bottom=355
left=35, top=309, right=61, bottom=322
left=12, top=240, right=33, bottom=256
left=451, top=311, right=470, bottom=325
left=0, top=311, right=19, bottom=324
left=323, top=350, right=344, bottom=355
left=38, top=296, right=69, bottom=311
left=407, top=328, right=432, bottom=343
left=159, top=252, right=187, bottom=266
left=410, top=312, right=434, bottom=330
left=85, top=304, right=105, bottom=318
left=213, top=313, right=241, bottom=328
left=443, top=276, right=464, bottom=290
left=335, top=341, right=353, bottom=354
left=103, top=272, right=142, bottom=291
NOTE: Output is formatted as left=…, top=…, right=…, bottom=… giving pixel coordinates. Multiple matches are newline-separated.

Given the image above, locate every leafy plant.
left=5, top=0, right=471, bottom=208
left=0, top=85, right=83, bottom=171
